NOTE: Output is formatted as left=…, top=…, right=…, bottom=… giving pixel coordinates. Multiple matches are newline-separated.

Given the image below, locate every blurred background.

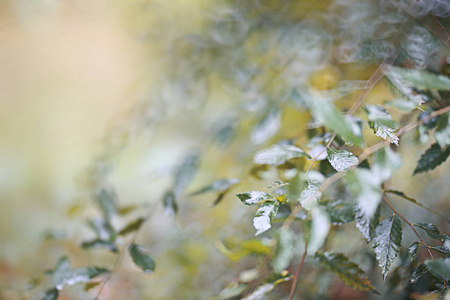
left=0, top=0, right=449, bottom=299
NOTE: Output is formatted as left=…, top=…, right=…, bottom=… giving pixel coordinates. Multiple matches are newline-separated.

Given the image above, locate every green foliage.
left=253, top=201, right=280, bottom=235
left=326, top=149, right=358, bottom=172
left=413, top=143, right=450, bottom=175
left=315, top=252, right=376, bottom=292
left=129, top=244, right=156, bottom=273
left=253, top=144, right=310, bottom=165
left=372, top=215, right=402, bottom=280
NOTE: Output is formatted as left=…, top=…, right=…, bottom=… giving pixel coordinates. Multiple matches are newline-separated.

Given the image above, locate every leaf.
left=372, top=215, right=402, bottom=280
left=411, top=263, right=431, bottom=284
left=190, top=178, right=240, bottom=195
left=431, top=246, right=450, bottom=257
left=84, top=281, right=101, bottom=291
left=173, top=152, right=199, bottom=197
left=323, top=200, right=355, bottom=225
left=425, top=258, right=450, bottom=279
left=81, top=239, right=118, bottom=252
left=52, top=257, right=109, bottom=290
left=162, top=190, right=178, bottom=217
left=386, top=99, right=417, bottom=112
left=387, top=67, right=450, bottom=92
left=272, top=228, right=295, bottom=273
left=96, top=189, right=117, bottom=220
left=308, top=206, right=330, bottom=254
left=41, top=288, right=58, bottom=300
left=88, top=218, right=116, bottom=242
left=364, top=105, right=398, bottom=128
left=241, top=274, right=290, bottom=300
left=327, top=149, right=358, bottom=172
left=413, top=143, right=450, bottom=175
left=369, top=122, right=399, bottom=145
left=315, top=252, right=376, bottom=291
left=413, top=223, right=448, bottom=242
left=384, top=68, right=426, bottom=105
left=236, top=191, right=273, bottom=205
left=372, top=147, right=402, bottom=182
left=129, top=243, right=156, bottom=273
left=251, top=108, right=281, bottom=145
left=310, top=98, right=364, bottom=146
left=434, top=114, right=450, bottom=148
left=355, top=204, right=381, bottom=242
left=409, top=241, right=420, bottom=261
left=253, top=144, right=310, bottom=166
left=347, top=168, right=382, bottom=221
left=118, top=217, right=146, bottom=236
left=253, top=201, right=279, bottom=235
left=218, top=283, right=247, bottom=299
left=298, top=182, right=322, bottom=211
left=410, top=263, right=430, bottom=283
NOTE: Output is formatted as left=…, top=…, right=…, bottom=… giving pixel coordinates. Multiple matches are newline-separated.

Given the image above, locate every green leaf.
left=173, top=152, right=199, bottom=197
left=81, top=239, right=118, bottom=252
left=253, top=144, right=310, bottom=166
left=251, top=108, right=281, bottom=145
left=236, top=191, right=273, bottom=205
left=41, top=288, right=58, bottom=300
left=414, top=223, right=448, bottom=242
left=425, top=258, right=450, bottom=279
left=118, top=217, right=146, bottom=236
left=372, top=215, right=402, bottom=280
left=384, top=68, right=426, bottom=105
left=253, top=201, right=279, bottom=235
left=326, top=149, right=358, bottom=172
left=409, top=241, right=420, bottom=261
left=162, top=190, right=178, bottom=217
left=299, top=182, right=322, bottom=211
left=84, top=281, right=101, bottom=291
left=96, top=189, right=117, bottom=220
left=347, top=169, right=382, bottom=221
left=386, top=99, right=418, bottom=112
left=369, top=122, right=399, bottom=145
left=431, top=246, right=450, bottom=257
left=191, top=178, right=240, bottom=195
left=271, top=228, right=295, bottom=273
left=355, top=204, right=381, bottom=242
left=52, top=257, right=109, bottom=290
left=315, top=252, right=376, bottom=291
left=308, top=206, right=330, bottom=254
left=410, top=263, right=430, bottom=283
left=129, top=243, right=156, bottom=273
left=364, top=105, right=398, bottom=128
left=413, top=143, right=450, bottom=175
left=434, top=114, right=450, bottom=148
left=387, top=67, right=450, bottom=92
left=322, top=199, right=355, bottom=225
left=88, top=218, right=116, bottom=242
left=310, top=98, right=364, bottom=146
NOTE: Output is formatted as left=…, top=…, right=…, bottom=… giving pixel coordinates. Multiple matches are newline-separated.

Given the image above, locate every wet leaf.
left=414, top=223, right=448, bottom=242
left=425, top=258, right=450, bottom=279
left=434, top=114, right=450, bottom=148
left=253, top=201, right=279, bottom=235
left=388, top=67, right=450, bottom=92
left=272, top=228, right=295, bottom=273
left=409, top=241, right=420, bottom=261
left=254, top=144, right=310, bottom=165
left=413, top=143, right=450, bottom=175
left=236, top=191, right=273, bottom=205
left=327, top=149, right=358, bottom=172
left=355, top=204, right=381, bottom=242
left=411, top=263, right=430, bottom=283
left=299, top=182, right=322, bottom=211
left=118, top=218, right=146, bottom=236
left=308, top=206, right=330, bottom=253
left=323, top=200, right=355, bottom=225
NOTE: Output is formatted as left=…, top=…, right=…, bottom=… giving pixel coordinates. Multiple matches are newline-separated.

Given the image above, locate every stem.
left=381, top=194, right=434, bottom=259
left=288, top=248, right=307, bottom=300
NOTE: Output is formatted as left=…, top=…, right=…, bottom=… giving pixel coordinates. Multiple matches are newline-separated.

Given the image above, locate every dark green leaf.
left=315, top=252, right=376, bottom=291
left=413, top=143, right=450, bottom=175
left=410, top=263, right=430, bottom=283
left=425, top=258, right=450, bottom=279
left=323, top=200, right=355, bottom=225
left=96, top=189, right=117, bottom=220
left=236, top=191, right=273, bottom=205
left=129, top=243, right=155, bottom=273
left=414, top=223, right=448, bottom=242
left=355, top=204, right=381, bottom=242
left=173, top=152, right=199, bottom=197
left=253, top=144, right=310, bottom=166
left=118, top=218, right=146, bottom=236
left=372, top=215, right=402, bottom=280
left=327, top=148, right=358, bottom=172
left=41, top=288, right=58, bottom=300
left=88, top=218, right=116, bottom=242
left=81, top=239, right=118, bottom=252
left=431, top=246, right=450, bottom=257
left=253, top=201, right=279, bottom=235
left=163, top=190, right=178, bottom=217
left=84, top=281, right=101, bottom=291
left=409, top=241, right=420, bottom=261
left=191, top=178, right=240, bottom=195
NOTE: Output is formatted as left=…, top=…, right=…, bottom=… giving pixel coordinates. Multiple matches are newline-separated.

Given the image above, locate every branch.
left=288, top=247, right=307, bottom=300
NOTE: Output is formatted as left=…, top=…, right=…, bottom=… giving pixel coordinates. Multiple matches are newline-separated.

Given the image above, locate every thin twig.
left=288, top=248, right=307, bottom=300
